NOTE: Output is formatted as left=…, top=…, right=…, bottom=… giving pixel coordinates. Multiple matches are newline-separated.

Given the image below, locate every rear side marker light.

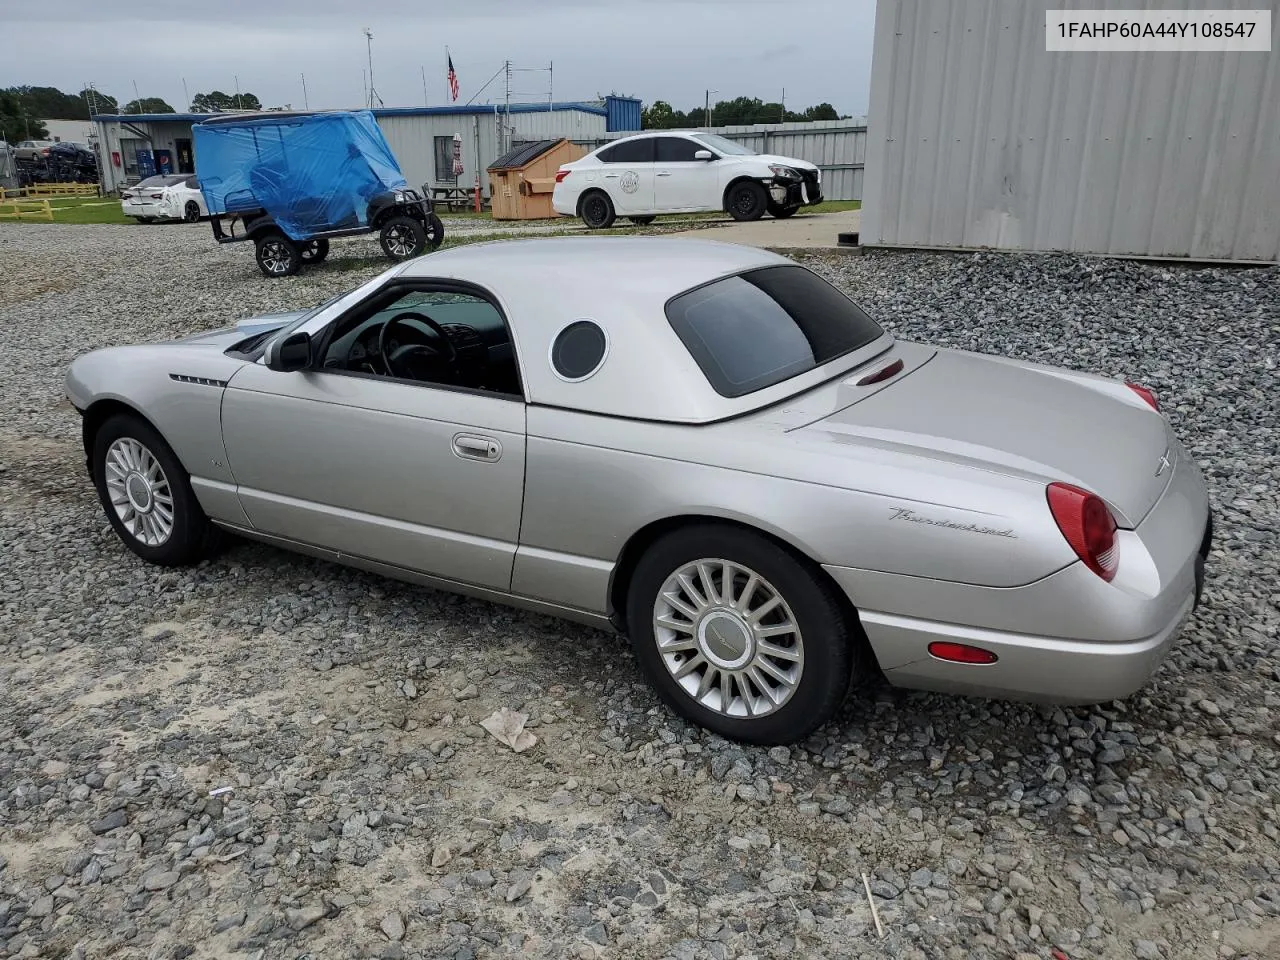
left=1047, top=481, right=1119, bottom=582
left=1126, top=382, right=1159, bottom=411
left=928, top=642, right=998, bottom=665
left=555, top=170, right=571, bottom=183
left=857, top=358, right=904, bottom=386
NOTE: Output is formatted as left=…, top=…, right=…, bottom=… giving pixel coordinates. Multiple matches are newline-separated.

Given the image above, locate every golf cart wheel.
left=300, top=239, right=330, bottom=263
left=727, top=181, right=768, bottom=222
left=380, top=215, right=427, bottom=260
left=629, top=215, right=656, bottom=226
left=423, top=212, right=445, bottom=250
left=183, top=201, right=202, bottom=223
left=767, top=202, right=800, bottom=219
left=255, top=231, right=302, bottom=278
left=579, top=191, right=616, bottom=230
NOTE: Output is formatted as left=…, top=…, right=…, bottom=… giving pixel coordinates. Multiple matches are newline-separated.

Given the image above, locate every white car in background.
left=121, top=174, right=207, bottom=224
left=552, top=130, right=824, bottom=229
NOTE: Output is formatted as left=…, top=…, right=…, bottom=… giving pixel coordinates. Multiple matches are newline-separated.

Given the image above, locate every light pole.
left=704, top=89, right=718, bottom=130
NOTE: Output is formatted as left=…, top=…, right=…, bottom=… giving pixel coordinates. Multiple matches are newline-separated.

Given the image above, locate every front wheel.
left=255, top=231, right=301, bottom=277
left=91, top=413, right=216, bottom=567
left=579, top=191, right=616, bottom=230
left=726, top=181, right=768, bottom=222
left=625, top=524, right=859, bottom=745
left=379, top=215, right=427, bottom=260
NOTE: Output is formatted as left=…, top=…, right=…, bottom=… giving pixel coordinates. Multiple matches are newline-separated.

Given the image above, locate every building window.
left=434, top=136, right=457, bottom=183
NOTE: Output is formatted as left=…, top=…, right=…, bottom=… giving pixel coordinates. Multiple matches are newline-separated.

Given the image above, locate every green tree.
left=191, top=90, right=262, bottom=112
left=0, top=91, right=48, bottom=142
left=801, top=102, right=840, bottom=121
left=641, top=100, right=676, bottom=129
left=121, top=97, right=175, bottom=115
left=1, top=85, right=88, bottom=120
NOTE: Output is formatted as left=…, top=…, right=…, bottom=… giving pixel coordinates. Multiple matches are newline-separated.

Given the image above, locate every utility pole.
left=781, top=88, right=785, bottom=122
left=182, top=78, right=190, bottom=112
left=705, top=89, right=710, bottom=130
left=502, top=60, right=512, bottom=155
left=133, top=80, right=142, bottom=113
left=301, top=73, right=309, bottom=109
left=421, top=66, right=429, bottom=107
left=234, top=75, right=243, bottom=110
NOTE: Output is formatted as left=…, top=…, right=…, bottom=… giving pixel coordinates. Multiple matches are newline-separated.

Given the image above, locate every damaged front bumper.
left=766, top=166, right=823, bottom=208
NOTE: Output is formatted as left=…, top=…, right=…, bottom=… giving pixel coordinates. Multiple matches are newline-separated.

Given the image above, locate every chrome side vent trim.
left=169, top=374, right=229, bottom=388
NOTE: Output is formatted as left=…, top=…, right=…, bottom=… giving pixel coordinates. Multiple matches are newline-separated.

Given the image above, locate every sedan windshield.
left=691, top=133, right=756, bottom=156
left=666, top=265, right=885, bottom=398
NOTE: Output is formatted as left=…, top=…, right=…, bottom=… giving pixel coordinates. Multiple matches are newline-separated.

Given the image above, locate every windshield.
left=666, top=265, right=885, bottom=398
left=691, top=133, right=756, bottom=156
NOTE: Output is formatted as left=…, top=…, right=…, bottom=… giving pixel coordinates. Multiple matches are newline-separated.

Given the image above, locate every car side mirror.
left=694, top=150, right=715, bottom=161
left=265, top=331, right=312, bottom=372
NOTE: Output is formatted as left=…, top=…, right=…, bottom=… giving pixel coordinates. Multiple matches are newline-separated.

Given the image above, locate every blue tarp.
left=192, top=110, right=408, bottom=240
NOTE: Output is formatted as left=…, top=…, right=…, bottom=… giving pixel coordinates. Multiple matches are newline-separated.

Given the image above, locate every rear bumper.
left=828, top=438, right=1212, bottom=706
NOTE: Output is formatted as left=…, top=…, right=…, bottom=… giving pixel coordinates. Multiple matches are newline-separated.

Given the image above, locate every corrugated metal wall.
left=862, top=0, right=1280, bottom=262
left=603, top=96, right=643, bottom=132
left=377, top=109, right=606, bottom=198
left=578, top=120, right=868, bottom=201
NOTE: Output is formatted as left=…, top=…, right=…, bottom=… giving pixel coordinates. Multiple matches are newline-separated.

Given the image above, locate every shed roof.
left=92, top=102, right=608, bottom=125
left=487, top=139, right=563, bottom=171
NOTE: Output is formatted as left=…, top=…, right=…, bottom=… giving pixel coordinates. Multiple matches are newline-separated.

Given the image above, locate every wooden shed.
left=486, top=138, right=586, bottom=220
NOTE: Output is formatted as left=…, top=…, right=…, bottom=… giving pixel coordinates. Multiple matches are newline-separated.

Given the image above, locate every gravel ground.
left=1, top=222, right=1278, bottom=960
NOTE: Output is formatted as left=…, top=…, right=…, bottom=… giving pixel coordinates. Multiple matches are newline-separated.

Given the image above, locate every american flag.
left=447, top=54, right=459, bottom=102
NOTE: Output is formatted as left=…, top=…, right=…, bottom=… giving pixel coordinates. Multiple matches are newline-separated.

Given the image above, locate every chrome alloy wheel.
left=652, top=558, right=804, bottom=719
left=384, top=225, right=415, bottom=257
left=260, top=240, right=293, bottom=274
left=103, top=437, right=174, bottom=546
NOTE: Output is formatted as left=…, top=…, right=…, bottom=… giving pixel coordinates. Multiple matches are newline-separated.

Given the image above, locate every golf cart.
left=192, top=110, right=444, bottom=278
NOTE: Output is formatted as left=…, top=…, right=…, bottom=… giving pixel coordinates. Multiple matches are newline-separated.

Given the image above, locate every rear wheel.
left=727, top=181, right=768, bottom=221
left=579, top=191, right=616, bottom=230
left=183, top=200, right=201, bottom=223
left=625, top=524, right=859, bottom=745
left=768, top=202, right=800, bottom=219
left=299, top=238, right=330, bottom=263
left=255, top=231, right=301, bottom=277
left=91, top=413, right=215, bottom=567
left=379, top=215, right=427, bottom=260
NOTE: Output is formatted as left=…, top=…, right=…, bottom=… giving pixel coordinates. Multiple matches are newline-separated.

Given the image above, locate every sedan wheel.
left=727, top=181, right=767, bottom=222
left=183, top=200, right=201, bottom=223
left=579, top=191, right=616, bottom=229
left=626, top=525, right=859, bottom=745
left=653, top=559, right=804, bottom=719
left=92, top=413, right=216, bottom=566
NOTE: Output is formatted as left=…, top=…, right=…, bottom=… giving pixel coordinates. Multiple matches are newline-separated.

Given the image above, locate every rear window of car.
left=599, top=138, right=654, bottom=163
left=139, top=175, right=187, bottom=187
left=665, top=265, right=885, bottom=398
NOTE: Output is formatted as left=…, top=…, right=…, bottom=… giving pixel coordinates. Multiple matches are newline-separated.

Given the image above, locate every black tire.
left=624, top=524, right=859, bottom=746
left=136, top=216, right=154, bottom=224
left=91, top=412, right=216, bottom=567
left=183, top=201, right=202, bottom=223
left=629, top=215, right=656, bottom=226
left=299, top=238, right=330, bottom=263
left=579, top=191, right=616, bottom=230
left=255, top=231, right=302, bottom=277
left=726, top=181, right=768, bottom=222
left=379, top=215, right=427, bottom=260
left=767, top=202, right=800, bottom=219
left=422, top=212, right=445, bottom=250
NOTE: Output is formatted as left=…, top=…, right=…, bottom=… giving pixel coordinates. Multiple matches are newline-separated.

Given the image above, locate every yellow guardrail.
left=6, top=183, right=100, bottom=198
left=0, top=199, right=54, bottom=221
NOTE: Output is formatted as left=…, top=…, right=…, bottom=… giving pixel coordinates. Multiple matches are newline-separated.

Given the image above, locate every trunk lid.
left=796, top=346, right=1173, bottom=526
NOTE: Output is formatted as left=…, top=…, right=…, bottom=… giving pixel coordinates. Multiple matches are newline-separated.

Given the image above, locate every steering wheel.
left=377, top=311, right=458, bottom=380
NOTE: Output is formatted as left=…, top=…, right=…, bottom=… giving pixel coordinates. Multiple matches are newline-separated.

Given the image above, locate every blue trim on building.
left=93, top=102, right=610, bottom=125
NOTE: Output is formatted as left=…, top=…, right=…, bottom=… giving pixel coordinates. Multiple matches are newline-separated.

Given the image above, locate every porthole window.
left=550, top=319, right=609, bottom=382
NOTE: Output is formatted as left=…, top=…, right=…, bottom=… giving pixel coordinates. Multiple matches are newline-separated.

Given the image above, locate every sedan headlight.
left=769, top=165, right=801, bottom=180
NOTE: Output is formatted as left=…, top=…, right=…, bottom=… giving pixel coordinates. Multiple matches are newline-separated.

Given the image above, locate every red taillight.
left=928, top=642, right=998, bottom=665
left=1047, top=482, right=1119, bottom=581
left=1126, top=382, right=1159, bottom=411
left=856, top=357, right=904, bottom=386
left=555, top=169, right=571, bottom=183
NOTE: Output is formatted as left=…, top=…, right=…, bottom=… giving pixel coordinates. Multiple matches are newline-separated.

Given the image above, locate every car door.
left=653, top=136, right=721, bottom=212
left=219, top=281, right=528, bottom=593
left=597, top=137, right=656, bottom=214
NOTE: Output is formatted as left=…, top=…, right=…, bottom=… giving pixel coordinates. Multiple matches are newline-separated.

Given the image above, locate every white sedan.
left=552, top=130, right=823, bottom=229
left=121, top=174, right=208, bottom=224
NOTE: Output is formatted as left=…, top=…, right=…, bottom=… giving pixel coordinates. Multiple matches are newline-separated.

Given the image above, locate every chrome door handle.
left=452, top=434, right=501, bottom=461
left=604, top=173, right=619, bottom=179
left=657, top=171, right=672, bottom=177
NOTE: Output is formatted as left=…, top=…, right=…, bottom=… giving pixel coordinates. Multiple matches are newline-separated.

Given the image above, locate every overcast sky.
left=2, top=0, right=878, bottom=117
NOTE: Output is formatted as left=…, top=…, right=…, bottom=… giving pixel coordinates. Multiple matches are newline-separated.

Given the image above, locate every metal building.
left=862, top=0, right=1280, bottom=263
left=92, top=98, right=639, bottom=198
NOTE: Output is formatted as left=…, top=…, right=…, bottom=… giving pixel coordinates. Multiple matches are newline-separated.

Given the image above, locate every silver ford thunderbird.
left=66, top=237, right=1212, bottom=745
